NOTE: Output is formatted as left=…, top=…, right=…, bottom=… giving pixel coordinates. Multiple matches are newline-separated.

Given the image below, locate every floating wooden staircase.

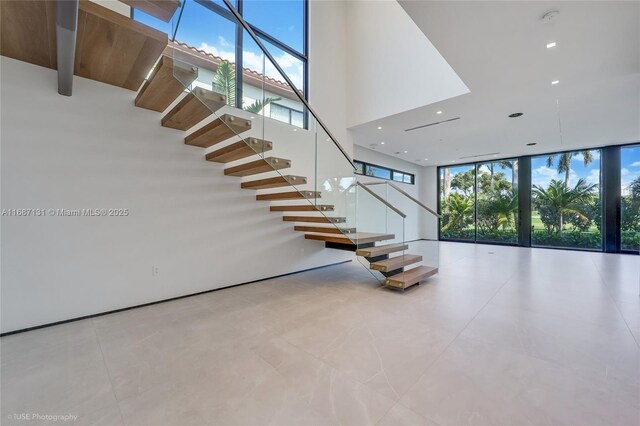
left=1, top=0, right=438, bottom=292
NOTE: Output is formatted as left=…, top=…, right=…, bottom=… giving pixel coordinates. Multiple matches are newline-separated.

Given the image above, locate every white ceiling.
left=350, top=1, right=640, bottom=167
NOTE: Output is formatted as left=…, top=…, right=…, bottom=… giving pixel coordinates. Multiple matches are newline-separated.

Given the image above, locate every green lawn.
left=531, top=211, right=599, bottom=233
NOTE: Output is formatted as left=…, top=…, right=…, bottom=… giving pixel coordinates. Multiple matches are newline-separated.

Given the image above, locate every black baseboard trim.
left=0, top=260, right=353, bottom=337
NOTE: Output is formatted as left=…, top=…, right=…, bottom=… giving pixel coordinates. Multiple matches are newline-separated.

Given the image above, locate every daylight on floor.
left=1, top=1, right=638, bottom=425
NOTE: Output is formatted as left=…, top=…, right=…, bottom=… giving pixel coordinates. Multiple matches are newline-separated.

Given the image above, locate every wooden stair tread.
left=119, top=0, right=181, bottom=22
left=284, top=216, right=346, bottom=223
left=225, top=157, right=291, bottom=177
left=242, top=176, right=307, bottom=190
left=385, top=266, right=438, bottom=289
left=370, top=254, right=422, bottom=272
left=135, top=55, right=197, bottom=112
left=356, top=243, right=409, bottom=257
left=270, top=204, right=334, bottom=212
left=206, top=139, right=272, bottom=163
left=162, top=90, right=227, bottom=131
left=1, top=0, right=166, bottom=91
left=75, top=0, right=167, bottom=91
left=305, top=232, right=394, bottom=245
left=0, top=0, right=57, bottom=70
left=185, top=114, right=251, bottom=147
left=294, top=226, right=355, bottom=235
left=256, top=191, right=320, bottom=201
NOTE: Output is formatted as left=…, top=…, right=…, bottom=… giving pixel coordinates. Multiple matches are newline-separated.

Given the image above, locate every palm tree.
left=443, top=168, right=451, bottom=199
left=498, top=160, right=517, bottom=190
left=212, top=60, right=236, bottom=107
left=212, top=60, right=281, bottom=114
left=546, top=151, right=594, bottom=188
left=532, top=178, right=597, bottom=235
left=442, top=193, right=474, bottom=232
left=488, top=189, right=518, bottom=230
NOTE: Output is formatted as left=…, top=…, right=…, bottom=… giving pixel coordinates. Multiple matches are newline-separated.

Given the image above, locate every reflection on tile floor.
left=2, top=242, right=639, bottom=425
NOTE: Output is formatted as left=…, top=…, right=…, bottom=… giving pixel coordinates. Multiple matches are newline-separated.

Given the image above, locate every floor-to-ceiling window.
left=476, top=160, right=519, bottom=244
left=621, top=145, right=640, bottom=252
left=530, top=149, right=602, bottom=250
left=439, top=165, right=476, bottom=241
left=134, top=0, right=307, bottom=127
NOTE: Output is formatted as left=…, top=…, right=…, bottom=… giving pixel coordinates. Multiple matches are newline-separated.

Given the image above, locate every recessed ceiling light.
left=403, top=150, right=408, bottom=153
left=546, top=42, right=557, bottom=49
left=293, top=128, right=297, bottom=132
left=250, top=116, right=256, bottom=119
left=424, top=158, right=428, bottom=161
left=551, top=80, right=560, bottom=85
left=377, top=126, right=383, bottom=130
left=527, top=142, right=537, bottom=146
left=380, top=141, right=385, bottom=145
left=493, top=154, right=498, bottom=158
left=452, top=160, right=456, bottom=163
left=436, top=110, right=443, bottom=115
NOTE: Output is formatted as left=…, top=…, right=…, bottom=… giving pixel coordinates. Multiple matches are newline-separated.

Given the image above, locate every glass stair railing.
left=360, top=181, right=441, bottom=289
left=154, top=0, right=436, bottom=289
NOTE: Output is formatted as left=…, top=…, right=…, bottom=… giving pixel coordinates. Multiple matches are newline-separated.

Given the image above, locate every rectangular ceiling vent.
left=459, top=152, right=501, bottom=160
left=404, top=117, right=460, bottom=132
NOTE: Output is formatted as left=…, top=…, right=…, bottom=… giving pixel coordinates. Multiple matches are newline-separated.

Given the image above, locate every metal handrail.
left=356, top=182, right=407, bottom=218
left=362, top=181, right=440, bottom=218
left=221, top=0, right=355, bottom=169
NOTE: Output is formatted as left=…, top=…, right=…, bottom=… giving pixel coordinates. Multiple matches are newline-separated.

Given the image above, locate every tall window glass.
left=476, top=160, right=518, bottom=244
left=530, top=149, right=602, bottom=250
left=621, top=145, right=640, bottom=252
left=439, top=165, right=476, bottom=241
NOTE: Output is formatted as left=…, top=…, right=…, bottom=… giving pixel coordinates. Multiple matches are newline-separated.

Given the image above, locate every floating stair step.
left=242, top=176, right=307, bottom=190
left=135, top=55, right=197, bottom=112
left=206, top=139, right=272, bottom=163
left=256, top=191, right=320, bottom=201
left=284, top=216, right=346, bottom=224
left=370, top=254, right=422, bottom=273
left=356, top=243, right=409, bottom=257
left=270, top=204, right=334, bottom=212
left=0, top=0, right=166, bottom=91
left=295, top=226, right=355, bottom=234
left=385, top=265, right=439, bottom=290
left=76, top=0, right=167, bottom=91
left=161, top=89, right=227, bottom=131
left=119, top=0, right=181, bottom=22
left=305, top=232, right=394, bottom=245
left=225, top=157, right=290, bottom=177
left=0, top=0, right=57, bottom=70
left=185, top=114, right=252, bottom=147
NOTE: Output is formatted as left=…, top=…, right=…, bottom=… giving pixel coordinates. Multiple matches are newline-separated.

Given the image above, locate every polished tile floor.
left=2, top=242, right=639, bottom=425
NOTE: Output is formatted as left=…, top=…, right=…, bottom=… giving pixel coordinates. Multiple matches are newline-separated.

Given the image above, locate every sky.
left=441, top=146, right=640, bottom=196
left=531, top=150, right=602, bottom=188
left=135, top=0, right=305, bottom=90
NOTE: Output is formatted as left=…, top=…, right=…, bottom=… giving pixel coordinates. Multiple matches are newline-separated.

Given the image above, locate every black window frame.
left=135, top=0, right=309, bottom=111
left=354, top=160, right=415, bottom=185
left=436, top=142, right=639, bottom=254
left=269, top=102, right=304, bottom=127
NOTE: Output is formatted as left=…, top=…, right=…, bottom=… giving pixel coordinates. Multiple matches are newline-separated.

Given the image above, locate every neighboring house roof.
left=164, top=41, right=301, bottom=101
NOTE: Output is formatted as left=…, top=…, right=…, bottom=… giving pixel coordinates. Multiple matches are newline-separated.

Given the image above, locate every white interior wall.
left=420, top=166, right=438, bottom=240
left=0, top=56, right=354, bottom=333
left=308, top=0, right=352, bottom=158
left=345, top=0, right=469, bottom=128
